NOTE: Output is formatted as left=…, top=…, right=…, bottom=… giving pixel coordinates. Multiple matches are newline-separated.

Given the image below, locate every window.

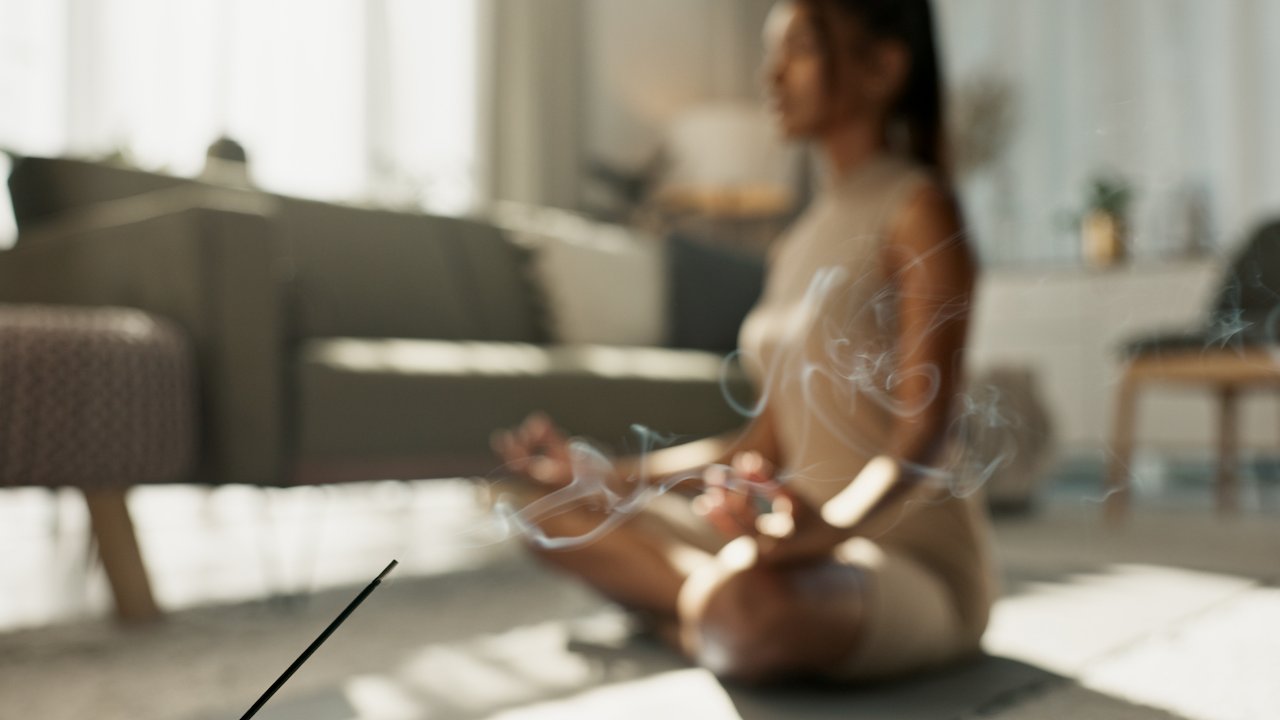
left=0, top=0, right=483, bottom=215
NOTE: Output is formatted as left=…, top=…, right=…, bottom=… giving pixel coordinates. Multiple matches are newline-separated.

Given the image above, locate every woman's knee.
left=677, top=544, right=800, bottom=683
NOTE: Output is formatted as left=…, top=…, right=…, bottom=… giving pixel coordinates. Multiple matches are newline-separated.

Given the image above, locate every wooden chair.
left=1106, top=221, right=1280, bottom=521
left=1106, top=348, right=1280, bottom=520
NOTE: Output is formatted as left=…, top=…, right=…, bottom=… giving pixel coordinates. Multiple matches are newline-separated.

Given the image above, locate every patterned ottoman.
left=0, top=305, right=196, bottom=622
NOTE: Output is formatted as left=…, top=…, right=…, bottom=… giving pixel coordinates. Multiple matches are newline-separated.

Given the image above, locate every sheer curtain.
left=0, top=0, right=483, bottom=219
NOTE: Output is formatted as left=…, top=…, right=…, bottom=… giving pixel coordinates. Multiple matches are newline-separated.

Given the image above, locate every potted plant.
left=1082, top=175, right=1133, bottom=268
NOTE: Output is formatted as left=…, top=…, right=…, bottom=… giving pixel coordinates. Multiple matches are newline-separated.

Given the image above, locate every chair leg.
left=1106, top=372, right=1140, bottom=524
left=1216, top=385, right=1240, bottom=515
left=83, top=488, right=161, bottom=623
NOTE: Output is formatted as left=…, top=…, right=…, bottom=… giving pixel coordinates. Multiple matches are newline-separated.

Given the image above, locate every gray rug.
left=0, top=552, right=1210, bottom=720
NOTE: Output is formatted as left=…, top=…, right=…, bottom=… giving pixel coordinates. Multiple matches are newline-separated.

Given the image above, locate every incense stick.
left=239, top=559, right=399, bottom=720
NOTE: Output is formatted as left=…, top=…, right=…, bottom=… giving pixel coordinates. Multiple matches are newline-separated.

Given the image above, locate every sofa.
left=1, top=155, right=755, bottom=489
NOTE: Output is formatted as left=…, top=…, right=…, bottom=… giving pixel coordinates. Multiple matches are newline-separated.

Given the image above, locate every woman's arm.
left=615, top=404, right=780, bottom=488
left=494, top=392, right=780, bottom=491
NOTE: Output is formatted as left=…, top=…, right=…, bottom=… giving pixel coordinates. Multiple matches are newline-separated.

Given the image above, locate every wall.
left=582, top=0, right=776, bottom=171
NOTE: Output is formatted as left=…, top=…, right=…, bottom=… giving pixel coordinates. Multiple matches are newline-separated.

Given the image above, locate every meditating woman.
left=493, top=0, right=997, bottom=683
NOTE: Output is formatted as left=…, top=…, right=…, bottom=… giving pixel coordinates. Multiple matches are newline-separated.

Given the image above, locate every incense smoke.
left=487, top=230, right=1026, bottom=550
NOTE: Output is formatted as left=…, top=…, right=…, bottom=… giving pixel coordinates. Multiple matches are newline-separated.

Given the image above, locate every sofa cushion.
left=459, top=220, right=552, bottom=344
left=295, top=338, right=753, bottom=482
left=522, top=225, right=667, bottom=346
left=279, top=199, right=546, bottom=343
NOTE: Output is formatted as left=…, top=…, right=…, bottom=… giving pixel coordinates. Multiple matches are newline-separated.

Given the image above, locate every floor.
left=0, top=466, right=1277, bottom=720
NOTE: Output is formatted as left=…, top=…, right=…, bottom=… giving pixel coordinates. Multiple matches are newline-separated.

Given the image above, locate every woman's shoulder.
left=822, top=155, right=953, bottom=245
left=880, top=163, right=970, bottom=276
left=877, top=156, right=951, bottom=212
left=826, top=154, right=946, bottom=212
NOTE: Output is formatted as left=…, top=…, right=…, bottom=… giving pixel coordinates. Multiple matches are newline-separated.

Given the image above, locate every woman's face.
left=763, top=1, right=908, bottom=141
left=763, top=2, right=829, bottom=140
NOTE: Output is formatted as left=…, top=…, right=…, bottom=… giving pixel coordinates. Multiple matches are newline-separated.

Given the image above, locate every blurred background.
left=1, top=2, right=1278, bottom=719
left=4, top=1, right=1278, bottom=257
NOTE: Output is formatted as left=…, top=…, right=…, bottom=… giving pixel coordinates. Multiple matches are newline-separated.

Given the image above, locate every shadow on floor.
left=227, top=638, right=1192, bottom=720
left=722, top=655, right=1190, bottom=720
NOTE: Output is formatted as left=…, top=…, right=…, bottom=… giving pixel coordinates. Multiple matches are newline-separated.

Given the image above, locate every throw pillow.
left=493, top=203, right=668, bottom=346
left=666, top=233, right=765, bottom=353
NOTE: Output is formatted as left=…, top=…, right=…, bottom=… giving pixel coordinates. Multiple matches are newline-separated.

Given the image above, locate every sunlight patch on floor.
left=0, top=480, right=514, bottom=631
left=1081, top=587, right=1280, bottom=720
left=986, top=564, right=1257, bottom=676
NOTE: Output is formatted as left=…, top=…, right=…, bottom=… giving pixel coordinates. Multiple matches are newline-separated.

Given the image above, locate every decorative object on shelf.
left=199, top=135, right=254, bottom=189
left=583, top=154, right=666, bottom=225
left=1081, top=175, right=1133, bottom=268
left=1174, top=181, right=1213, bottom=260
left=949, top=73, right=1017, bottom=181
left=948, top=71, right=1019, bottom=264
left=959, top=367, right=1055, bottom=515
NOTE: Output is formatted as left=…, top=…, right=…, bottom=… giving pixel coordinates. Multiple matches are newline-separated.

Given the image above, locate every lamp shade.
left=658, top=102, right=796, bottom=217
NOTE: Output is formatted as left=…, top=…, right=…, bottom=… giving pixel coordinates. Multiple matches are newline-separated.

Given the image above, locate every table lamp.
left=656, top=102, right=797, bottom=219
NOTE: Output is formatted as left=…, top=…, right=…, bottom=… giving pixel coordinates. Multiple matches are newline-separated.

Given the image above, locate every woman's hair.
left=800, top=0, right=947, bottom=176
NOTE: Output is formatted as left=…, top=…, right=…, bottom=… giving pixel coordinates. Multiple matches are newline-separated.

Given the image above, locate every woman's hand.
left=693, top=451, right=770, bottom=539
left=752, top=484, right=849, bottom=566
left=695, top=451, right=848, bottom=566
left=491, top=413, right=576, bottom=488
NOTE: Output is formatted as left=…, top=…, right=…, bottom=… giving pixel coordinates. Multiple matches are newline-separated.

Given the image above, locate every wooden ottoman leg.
left=83, top=488, right=161, bottom=623
left=1106, top=371, right=1140, bottom=524
left=1216, top=385, right=1240, bottom=515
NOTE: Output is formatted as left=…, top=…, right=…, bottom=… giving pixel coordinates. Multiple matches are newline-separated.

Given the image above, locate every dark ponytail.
left=803, top=0, right=948, bottom=178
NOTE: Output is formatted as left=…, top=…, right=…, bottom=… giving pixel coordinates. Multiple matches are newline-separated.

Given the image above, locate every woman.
left=493, top=0, right=997, bottom=684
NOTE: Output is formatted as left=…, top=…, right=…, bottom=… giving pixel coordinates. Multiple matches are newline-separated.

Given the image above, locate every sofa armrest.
left=0, top=202, right=287, bottom=486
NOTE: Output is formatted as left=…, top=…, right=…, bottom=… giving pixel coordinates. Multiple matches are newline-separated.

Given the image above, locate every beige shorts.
left=831, top=537, right=972, bottom=681
left=641, top=492, right=975, bottom=681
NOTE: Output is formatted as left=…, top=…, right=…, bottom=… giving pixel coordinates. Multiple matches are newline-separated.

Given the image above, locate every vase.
left=1082, top=210, right=1127, bottom=268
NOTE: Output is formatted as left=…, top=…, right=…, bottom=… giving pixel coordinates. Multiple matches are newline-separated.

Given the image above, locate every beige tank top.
left=738, top=153, right=997, bottom=638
